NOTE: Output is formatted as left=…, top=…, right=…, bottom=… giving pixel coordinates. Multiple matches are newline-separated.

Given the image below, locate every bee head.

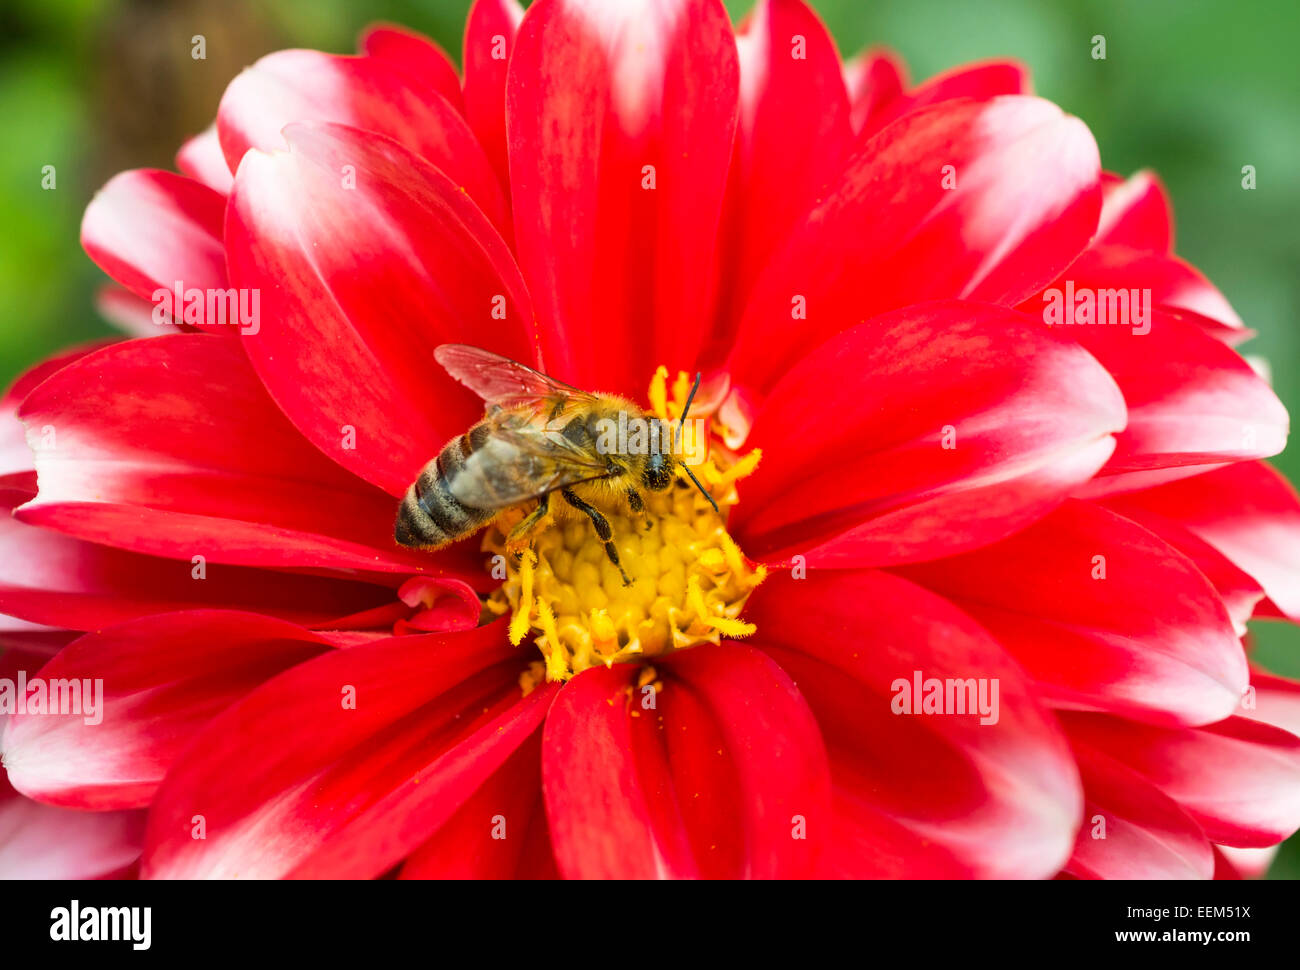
left=643, top=452, right=674, bottom=491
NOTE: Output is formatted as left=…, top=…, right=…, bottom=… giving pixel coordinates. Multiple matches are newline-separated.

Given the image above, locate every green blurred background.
left=1, top=0, right=1297, bottom=875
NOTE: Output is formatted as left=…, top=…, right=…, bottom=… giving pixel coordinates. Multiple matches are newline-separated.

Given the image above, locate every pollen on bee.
left=487, top=366, right=765, bottom=684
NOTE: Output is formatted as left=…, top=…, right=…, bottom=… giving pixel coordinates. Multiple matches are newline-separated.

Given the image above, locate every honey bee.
left=395, top=344, right=718, bottom=584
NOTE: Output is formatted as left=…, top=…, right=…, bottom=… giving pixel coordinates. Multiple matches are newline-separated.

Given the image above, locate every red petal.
left=1062, top=712, right=1300, bottom=847
left=731, top=301, right=1125, bottom=567
left=1215, top=844, right=1276, bottom=879
left=462, top=0, right=526, bottom=193
left=226, top=121, right=535, bottom=496
left=1031, top=245, right=1243, bottom=331
left=141, top=623, right=545, bottom=878
left=1243, top=669, right=1300, bottom=739
left=542, top=644, right=830, bottom=878
left=747, top=569, right=1083, bottom=878
left=712, top=0, right=851, bottom=351
left=0, top=494, right=396, bottom=631
left=727, top=96, right=1101, bottom=395
left=1105, top=462, right=1300, bottom=620
left=80, top=170, right=229, bottom=327
left=1180, top=308, right=1254, bottom=347
left=860, top=59, right=1031, bottom=139
left=217, top=49, right=506, bottom=231
left=1054, top=308, right=1286, bottom=483
left=359, top=24, right=464, bottom=112
left=288, top=686, right=554, bottom=879
left=1062, top=745, right=1213, bottom=879
left=540, top=665, right=712, bottom=881
left=15, top=335, right=469, bottom=576
left=820, top=789, right=969, bottom=878
left=1097, top=170, right=1173, bottom=252
left=1097, top=497, right=1264, bottom=635
left=898, top=500, right=1247, bottom=726
left=0, top=772, right=144, bottom=879
left=506, top=0, right=740, bottom=392
left=94, top=286, right=166, bottom=337
left=663, top=643, right=830, bottom=877
left=399, top=730, right=545, bottom=878
left=0, top=341, right=114, bottom=481
left=395, top=577, right=482, bottom=633
left=0, top=625, right=76, bottom=655
left=175, top=126, right=234, bottom=196
left=842, top=48, right=906, bottom=133
left=3, top=611, right=331, bottom=809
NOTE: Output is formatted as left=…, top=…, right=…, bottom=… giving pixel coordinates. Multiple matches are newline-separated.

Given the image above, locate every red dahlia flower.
left=2, top=0, right=1300, bottom=880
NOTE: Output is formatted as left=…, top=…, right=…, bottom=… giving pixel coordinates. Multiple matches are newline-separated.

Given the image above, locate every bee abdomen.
left=394, top=434, right=493, bottom=548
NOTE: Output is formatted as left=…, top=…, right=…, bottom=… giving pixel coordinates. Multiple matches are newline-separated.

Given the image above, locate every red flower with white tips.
left=3, top=0, right=1300, bottom=880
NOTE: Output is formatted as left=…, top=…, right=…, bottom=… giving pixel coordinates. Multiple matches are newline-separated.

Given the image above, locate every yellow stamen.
left=518, top=660, right=546, bottom=696
left=487, top=367, right=764, bottom=683
left=648, top=365, right=670, bottom=421
left=711, top=448, right=762, bottom=488
left=508, top=549, right=537, bottom=646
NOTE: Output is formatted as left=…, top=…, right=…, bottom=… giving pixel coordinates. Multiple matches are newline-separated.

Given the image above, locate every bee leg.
left=625, top=487, right=653, bottom=531
left=506, top=492, right=550, bottom=554
left=561, top=487, right=633, bottom=586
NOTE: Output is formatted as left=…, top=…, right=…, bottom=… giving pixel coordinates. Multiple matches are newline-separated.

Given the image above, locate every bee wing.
left=435, top=344, right=595, bottom=407
left=448, top=421, right=611, bottom=510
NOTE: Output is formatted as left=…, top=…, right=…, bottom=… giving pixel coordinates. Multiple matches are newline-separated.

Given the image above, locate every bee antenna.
left=669, top=372, right=719, bottom=515
left=674, top=371, right=702, bottom=452
left=683, top=463, right=720, bottom=516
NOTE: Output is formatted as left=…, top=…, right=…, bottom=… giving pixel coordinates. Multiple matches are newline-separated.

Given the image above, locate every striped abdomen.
left=394, top=426, right=494, bottom=549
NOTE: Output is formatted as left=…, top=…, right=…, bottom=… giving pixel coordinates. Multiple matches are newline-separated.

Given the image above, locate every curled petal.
left=395, top=577, right=483, bottom=633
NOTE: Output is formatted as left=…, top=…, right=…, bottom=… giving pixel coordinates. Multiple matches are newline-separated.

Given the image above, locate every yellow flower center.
left=484, top=367, right=765, bottom=688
